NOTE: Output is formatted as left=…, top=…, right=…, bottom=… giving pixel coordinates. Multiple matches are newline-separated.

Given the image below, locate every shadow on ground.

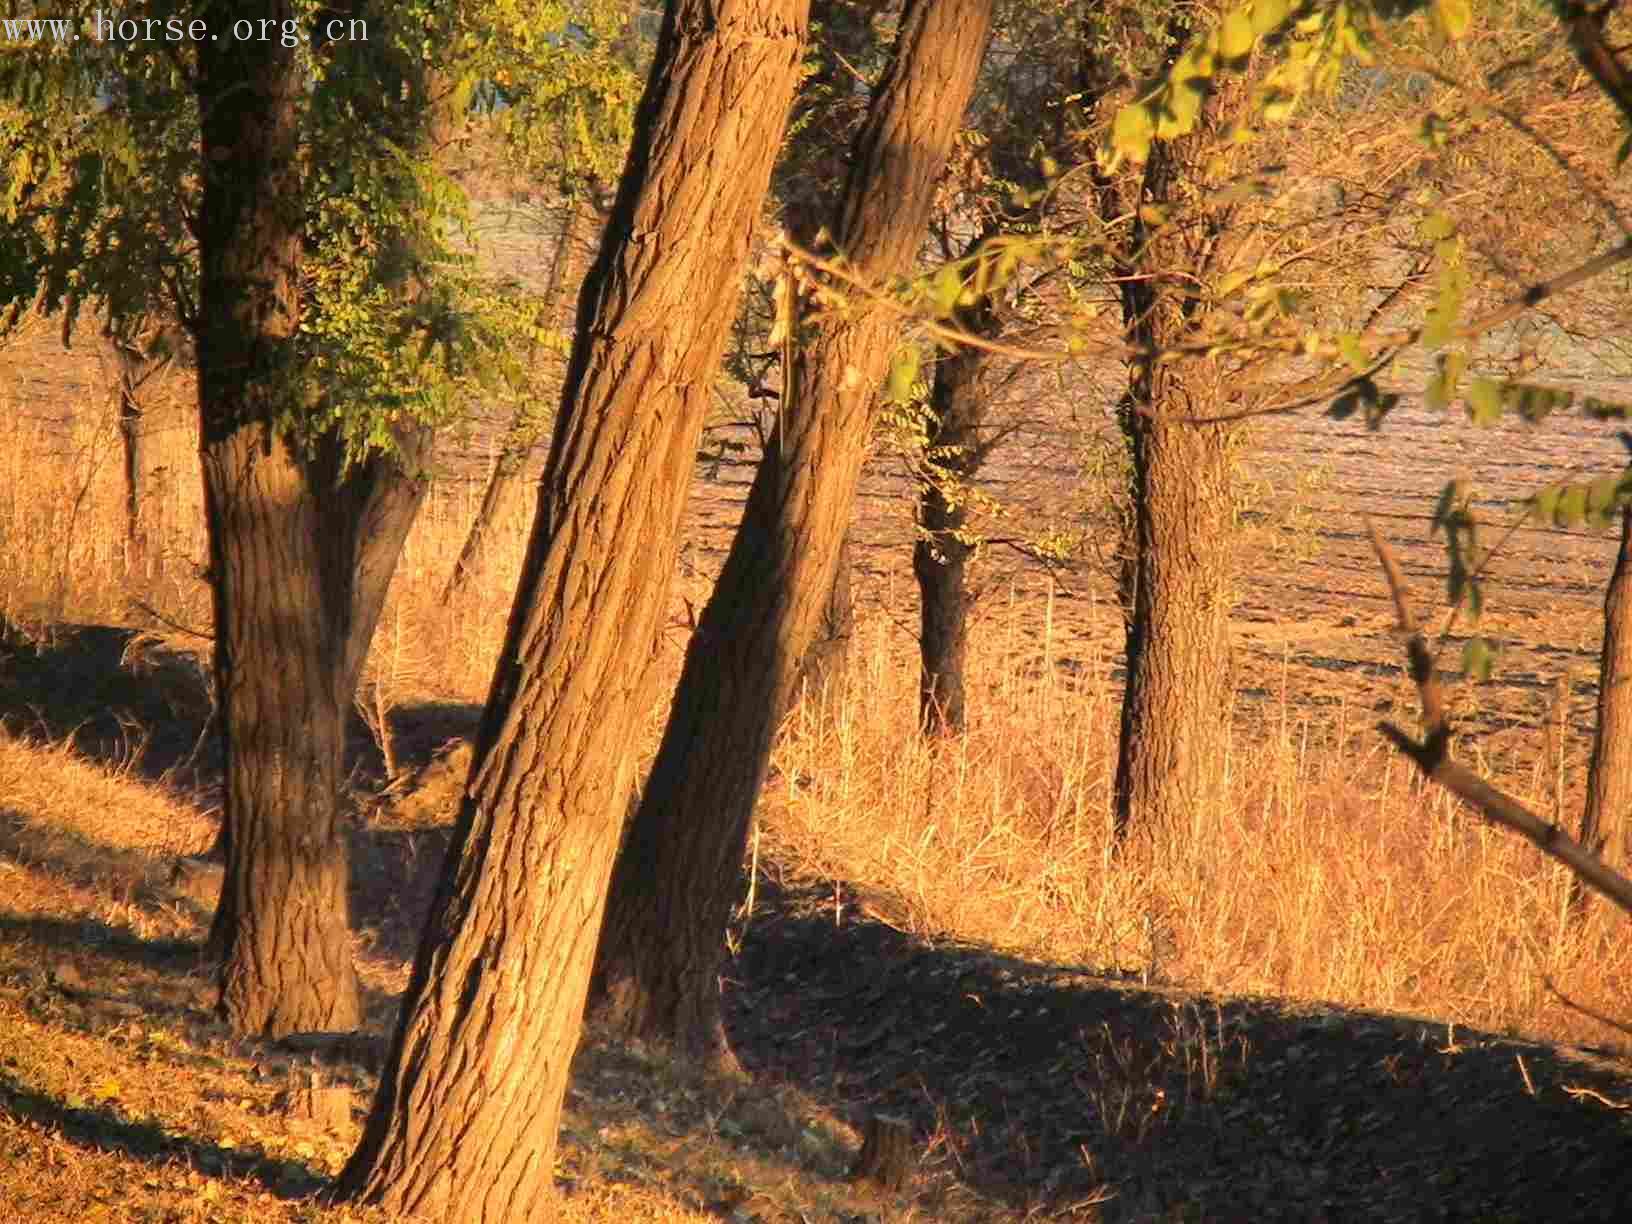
left=0, top=618, right=483, bottom=798
left=727, top=877, right=1632, bottom=1222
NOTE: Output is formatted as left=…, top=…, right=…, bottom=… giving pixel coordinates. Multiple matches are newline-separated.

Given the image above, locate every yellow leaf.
left=1252, top=0, right=1290, bottom=36
left=1219, top=7, right=1255, bottom=59
left=1110, top=102, right=1154, bottom=166
left=1434, top=0, right=1471, bottom=39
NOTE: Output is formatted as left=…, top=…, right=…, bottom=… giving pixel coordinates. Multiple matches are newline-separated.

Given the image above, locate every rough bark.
left=799, top=528, right=855, bottom=689
left=1578, top=504, right=1632, bottom=887
left=1101, top=123, right=1236, bottom=842
left=914, top=291, right=997, bottom=736
left=589, top=0, right=995, bottom=1065
left=333, top=3, right=809, bottom=1218
left=196, top=8, right=433, bottom=1036
left=444, top=189, right=601, bottom=603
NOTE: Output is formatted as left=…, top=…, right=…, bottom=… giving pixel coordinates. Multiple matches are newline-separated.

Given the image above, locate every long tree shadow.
left=728, top=877, right=1632, bottom=1221
left=0, top=1072, right=338, bottom=1200
left=1, top=622, right=218, bottom=784
left=0, top=619, right=483, bottom=796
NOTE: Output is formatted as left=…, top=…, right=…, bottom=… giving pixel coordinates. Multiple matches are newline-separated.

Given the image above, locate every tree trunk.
left=1103, top=136, right=1237, bottom=841
left=196, top=6, right=434, bottom=1036
left=444, top=188, right=600, bottom=603
left=589, top=0, right=994, bottom=1065
left=799, top=528, right=855, bottom=689
left=113, top=343, right=147, bottom=577
left=333, top=3, right=809, bottom=1217
left=1578, top=503, right=1632, bottom=892
left=914, top=290, right=997, bottom=737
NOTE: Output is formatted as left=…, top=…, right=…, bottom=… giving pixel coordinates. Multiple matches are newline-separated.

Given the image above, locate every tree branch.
left=1367, top=517, right=1632, bottom=917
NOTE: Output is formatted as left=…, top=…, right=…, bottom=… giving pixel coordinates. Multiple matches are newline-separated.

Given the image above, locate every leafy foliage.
left=0, top=0, right=639, bottom=467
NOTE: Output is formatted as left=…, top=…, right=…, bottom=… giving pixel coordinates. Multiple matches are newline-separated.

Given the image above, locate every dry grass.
left=2, top=329, right=1630, bottom=1219
left=763, top=619, right=1632, bottom=1048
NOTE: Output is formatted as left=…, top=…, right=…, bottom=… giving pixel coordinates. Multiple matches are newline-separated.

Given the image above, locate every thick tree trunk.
left=444, top=189, right=600, bottom=602
left=1104, top=138, right=1236, bottom=841
left=1112, top=388, right=1234, bottom=838
left=196, top=7, right=433, bottom=1036
left=333, top=4, right=809, bottom=1217
left=200, top=432, right=427, bottom=1033
left=1579, top=504, right=1632, bottom=888
left=914, top=292, right=997, bottom=737
left=589, top=0, right=995, bottom=1065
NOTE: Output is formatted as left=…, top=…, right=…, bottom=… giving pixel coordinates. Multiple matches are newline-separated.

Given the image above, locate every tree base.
left=849, top=1113, right=914, bottom=1193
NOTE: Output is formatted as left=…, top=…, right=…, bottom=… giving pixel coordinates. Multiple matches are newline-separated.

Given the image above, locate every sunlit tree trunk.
left=333, top=3, right=810, bottom=1216
left=1577, top=503, right=1632, bottom=906
left=1098, top=96, right=1237, bottom=842
left=589, top=0, right=995, bottom=1066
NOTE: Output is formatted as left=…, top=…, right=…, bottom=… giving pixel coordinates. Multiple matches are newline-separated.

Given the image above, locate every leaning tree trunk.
left=1578, top=503, right=1632, bottom=896
left=196, top=7, right=434, bottom=1036
left=333, top=3, right=809, bottom=1218
left=589, top=0, right=995, bottom=1066
left=1103, top=135, right=1237, bottom=841
left=914, top=287, right=998, bottom=736
left=444, top=188, right=600, bottom=602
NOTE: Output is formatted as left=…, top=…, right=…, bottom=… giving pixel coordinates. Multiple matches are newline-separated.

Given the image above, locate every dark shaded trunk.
left=589, top=0, right=995, bottom=1065
left=1577, top=503, right=1632, bottom=906
left=1102, top=135, right=1236, bottom=841
left=799, top=528, right=855, bottom=689
left=114, top=345, right=147, bottom=576
left=914, top=291, right=997, bottom=736
left=196, top=6, right=434, bottom=1036
left=200, top=431, right=429, bottom=1032
left=333, top=3, right=809, bottom=1217
left=444, top=188, right=601, bottom=602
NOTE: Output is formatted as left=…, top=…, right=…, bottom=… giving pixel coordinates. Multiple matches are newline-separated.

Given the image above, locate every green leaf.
left=1425, top=350, right=1465, bottom=410
left=1464, top=377, right=1503, bottom=426
left=1419, top=211, right=1456, bottom=242
left=1586, top=473, right=1624, bottom=528
left=1111, top=103, right=1155, bottom=166
left=1509, top=383, right=1570, bottom=423
left=1430, top=480, right=1465, bottom=536
left=930, top=264, right=963, bottom=316
left=1582, top=396, right=1632, bottom=420
left=1462, top=637, right=1497, bottom=682
left=885, top=345, right=920, bottom=404
left=1219, top=7, right=1256, bottom=60
left=1529, top=483, right=1563, bottom=525
left=1368, top=392, right=1401, bottom=430
left=1556, top=483, right=1588, bottom=528
left=1338, top=332, right=1369, bottom=374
